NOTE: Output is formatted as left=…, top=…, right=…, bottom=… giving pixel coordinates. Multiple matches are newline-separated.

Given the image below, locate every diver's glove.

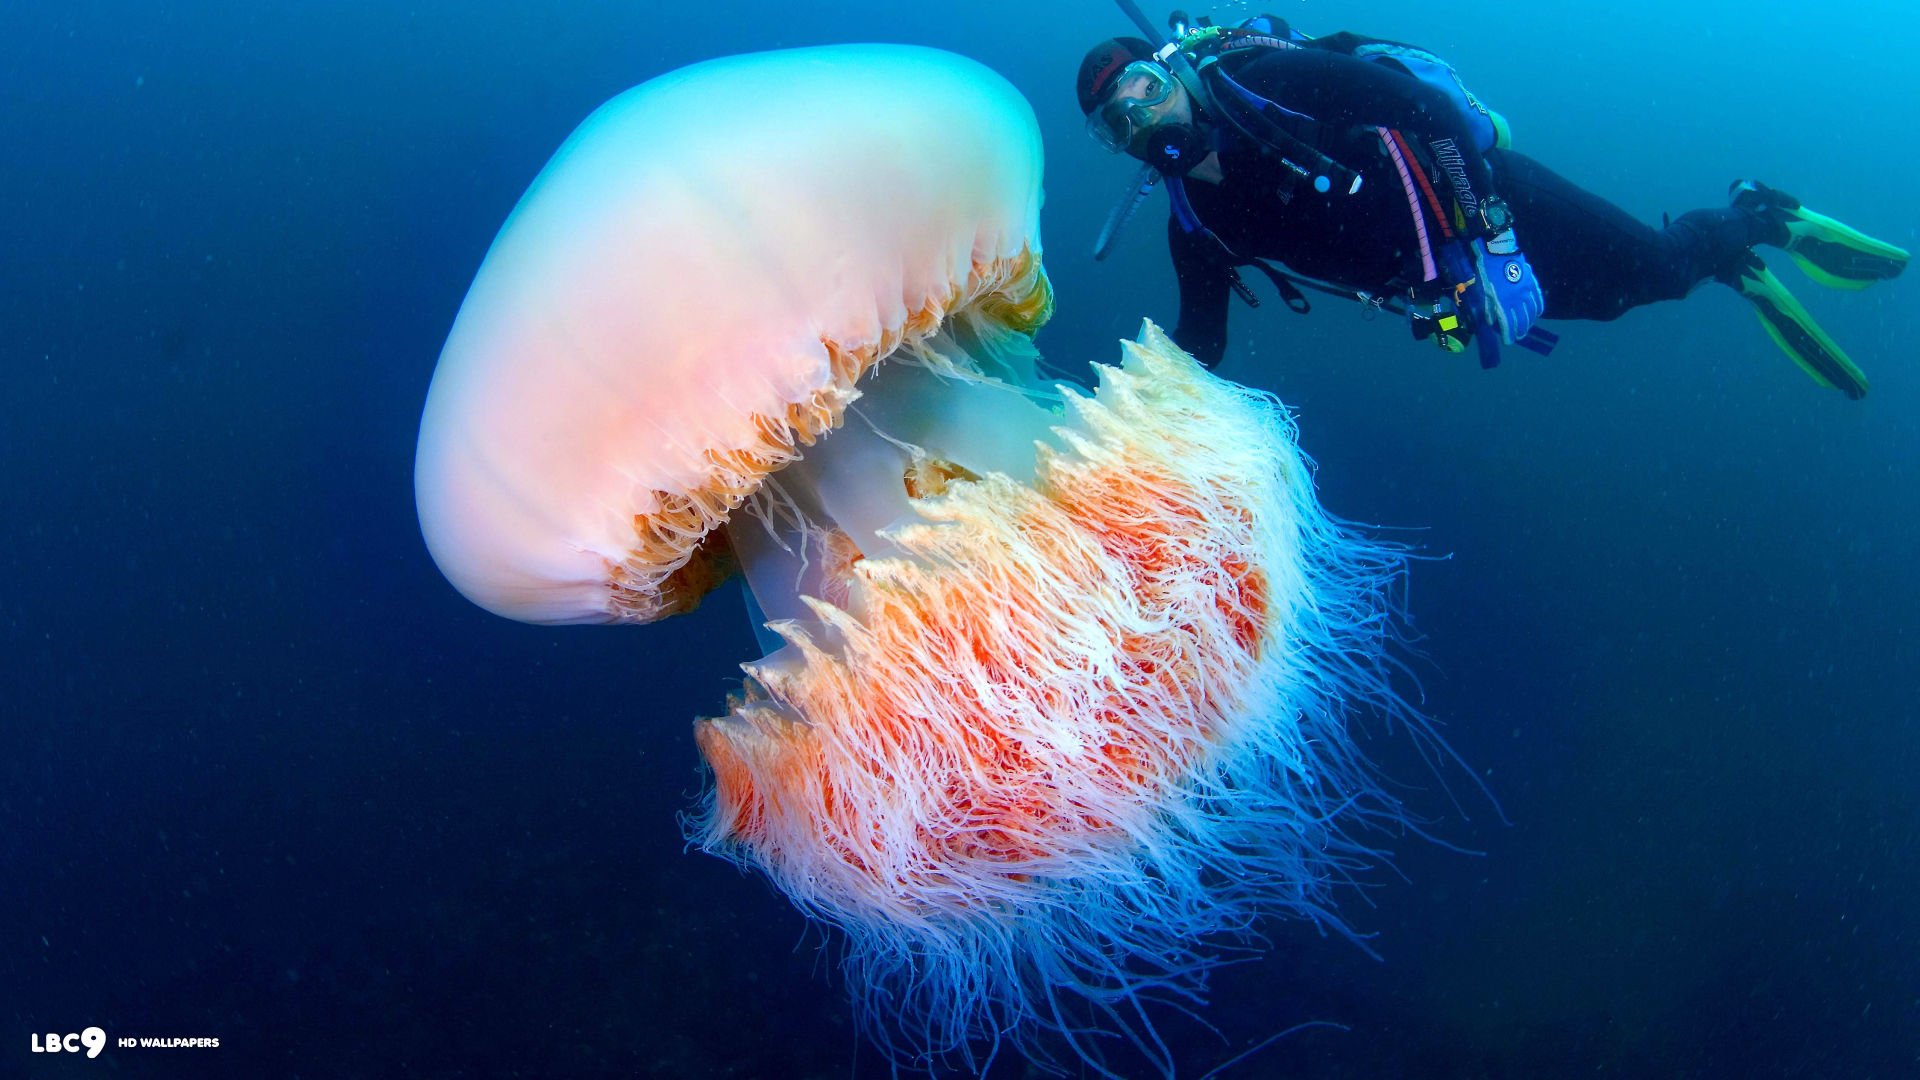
left=1469, top=228, right=1544, bottom=345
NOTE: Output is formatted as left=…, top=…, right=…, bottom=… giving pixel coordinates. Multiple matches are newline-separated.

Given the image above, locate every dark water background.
left=4, top=0, right=1915, bottom=1076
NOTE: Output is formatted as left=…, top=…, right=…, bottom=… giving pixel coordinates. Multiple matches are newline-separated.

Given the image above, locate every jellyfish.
left=415, top=44, right=1421, bottom=1075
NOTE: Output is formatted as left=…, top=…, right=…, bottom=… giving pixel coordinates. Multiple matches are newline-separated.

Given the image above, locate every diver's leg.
left=1486, top=149, right=1764, bottom=320
left=1488, top=150, right=1868, bottom=398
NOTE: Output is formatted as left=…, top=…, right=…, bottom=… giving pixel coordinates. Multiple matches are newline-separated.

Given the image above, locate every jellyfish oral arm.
left=727, top=341, right=1062, bottom=637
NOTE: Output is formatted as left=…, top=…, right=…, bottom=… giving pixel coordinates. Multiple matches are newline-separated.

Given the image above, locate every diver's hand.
left=1470, top=232, right=1545, bottom=344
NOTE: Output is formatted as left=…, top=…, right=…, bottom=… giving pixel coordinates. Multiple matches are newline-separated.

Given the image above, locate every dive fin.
left=1732, top=180, right=1910, bottom=289
left=1722, top=253, right=1869, bottom=400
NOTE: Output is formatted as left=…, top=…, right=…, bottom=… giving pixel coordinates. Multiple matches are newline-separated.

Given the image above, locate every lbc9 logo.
left=32, top=1026, right=106, bottom=1058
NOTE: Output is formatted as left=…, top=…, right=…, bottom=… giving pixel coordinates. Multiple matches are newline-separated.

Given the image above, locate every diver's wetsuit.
left=1169, top=47, right=1771, bottom=368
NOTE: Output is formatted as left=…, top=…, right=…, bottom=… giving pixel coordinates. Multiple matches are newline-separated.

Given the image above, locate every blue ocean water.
left=3, top=0, right=1915, bottom=1076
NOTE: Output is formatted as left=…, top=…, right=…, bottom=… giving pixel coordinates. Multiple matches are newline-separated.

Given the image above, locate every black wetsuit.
left=1169, top=47, right=1772, bottom=368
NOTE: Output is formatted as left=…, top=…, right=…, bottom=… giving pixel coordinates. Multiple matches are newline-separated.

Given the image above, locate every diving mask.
left=1085, top=61, right=1177, bottom=153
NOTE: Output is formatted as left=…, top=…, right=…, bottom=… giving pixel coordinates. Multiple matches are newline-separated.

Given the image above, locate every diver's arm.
left=1169, top=217, right=1231, bottom=368
left=1245, top=50, right=1498, bottom=224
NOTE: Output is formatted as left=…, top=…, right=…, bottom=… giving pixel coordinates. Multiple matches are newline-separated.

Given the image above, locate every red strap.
left=1390, top=128, right=1454, bottom=240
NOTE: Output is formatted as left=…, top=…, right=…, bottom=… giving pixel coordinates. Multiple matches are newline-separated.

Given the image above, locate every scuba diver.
left=1076, top=10, right=1909, bottom=398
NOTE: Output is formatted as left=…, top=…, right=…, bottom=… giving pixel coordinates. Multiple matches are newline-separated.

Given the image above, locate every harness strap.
left=1243, top=259, right=1312, bottom=313
left=1391, top=129, right=1454, bottom=240
left=1377, top=126, right=1438, bottom=283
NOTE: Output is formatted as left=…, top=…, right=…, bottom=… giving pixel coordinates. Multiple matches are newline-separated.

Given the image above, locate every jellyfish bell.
left=416, top=43, right=1427, bottom=1074
left=414, top=43, right=1052, bottom=629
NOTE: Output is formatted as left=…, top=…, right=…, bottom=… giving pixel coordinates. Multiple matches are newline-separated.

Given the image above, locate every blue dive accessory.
left=1439, top=241, right=1503, bottom=369
left=1433, top=227, right=1557, bottom=369
left=1469, top=201, right=1545, bottom=346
